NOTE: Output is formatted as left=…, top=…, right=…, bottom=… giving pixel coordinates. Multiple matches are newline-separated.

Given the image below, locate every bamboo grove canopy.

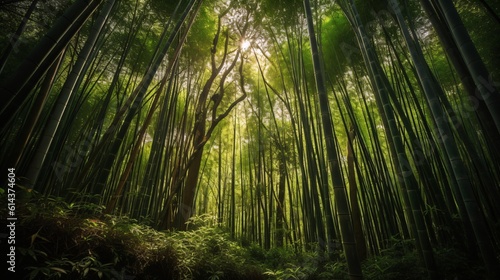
left=1, top=0, right=500, bottom=279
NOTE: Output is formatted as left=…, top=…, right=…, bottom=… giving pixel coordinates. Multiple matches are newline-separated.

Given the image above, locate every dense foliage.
left=2, top=193, right=485, bottom=279
left=1, top=0, right=500, bottom=279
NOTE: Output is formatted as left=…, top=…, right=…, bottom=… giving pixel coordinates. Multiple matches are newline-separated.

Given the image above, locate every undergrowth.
left=2, top=193, right=487, bottom=279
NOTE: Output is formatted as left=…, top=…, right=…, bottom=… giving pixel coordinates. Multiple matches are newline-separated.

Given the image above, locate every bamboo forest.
left=1, top=0, right=500, bottom=279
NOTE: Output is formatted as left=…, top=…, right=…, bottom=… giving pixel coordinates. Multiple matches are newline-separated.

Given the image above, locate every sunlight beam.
left=241, top=39, right=251, bottom=50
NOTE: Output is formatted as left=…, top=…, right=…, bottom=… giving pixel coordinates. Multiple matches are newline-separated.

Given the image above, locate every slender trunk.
left=275, top=146, right=286, bottom=247
left=419, top=0, right=500, bottom=156
left=340, top=0, right=437, bottom=277
left=435, top=0, right=500, bottom=134
left=0, top=0, right=39, bottom=74
left=105, top=2, right=202, bottom=214
left=304, top=0, right=363, bottom=278
left=23, top=0, right=114, bottom=190
left=0, top=0, right=104, bottom=131
left=177, top=16, right=246, bottom=228
left=230, top=112, right=237, bottom=238
left=347, top=126, right=367, bottom=261
left=3, top=49, right=63, bottom=175
left=392, top=1, right=499, bottom=278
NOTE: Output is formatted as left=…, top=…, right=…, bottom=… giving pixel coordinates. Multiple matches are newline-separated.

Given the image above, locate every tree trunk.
left=0, top=0, right=104, bottom=131
left=347, top=126, right=367, bottom=261
left=23, top=0, right=114, bottom=190
left=0, top=0, right=39, bottom=74
left=435, top=0, right=500, bottom=134
left=304, top=0, right=363, bottom=278
left=392, top=1, right=499, bottom=278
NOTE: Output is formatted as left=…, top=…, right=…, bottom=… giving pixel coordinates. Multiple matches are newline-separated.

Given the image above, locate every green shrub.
left=8, top=194, right=489, bottom=280
left=166, top=219, right=263, bottom=280
left=15, top=195, right=178, bottom=279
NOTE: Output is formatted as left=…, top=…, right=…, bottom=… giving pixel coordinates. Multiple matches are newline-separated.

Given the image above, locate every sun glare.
left=241, top=39, right=251, bottom=50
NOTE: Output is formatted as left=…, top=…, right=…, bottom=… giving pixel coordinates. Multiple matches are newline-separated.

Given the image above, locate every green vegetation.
left=1, top=0, right=500, bottom=279
left=4, top=193, right=486, bottom=279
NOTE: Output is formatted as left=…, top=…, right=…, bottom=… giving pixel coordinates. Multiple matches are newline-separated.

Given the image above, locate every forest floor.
left=5, top=194, right=487, bottom=280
